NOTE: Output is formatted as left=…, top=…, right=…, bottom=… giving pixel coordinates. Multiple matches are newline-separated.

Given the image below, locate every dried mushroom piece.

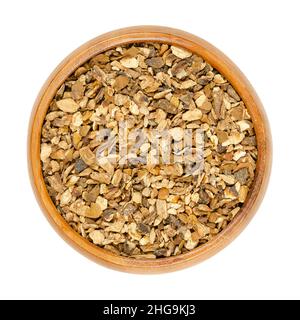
left=41, top=42, right=257, bottom=259
left=56, top=98, right=79, bottom=113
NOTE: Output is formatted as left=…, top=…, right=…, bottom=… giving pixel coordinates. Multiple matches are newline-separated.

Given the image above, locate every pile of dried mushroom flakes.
left=40, top=43, right=257, bottom=259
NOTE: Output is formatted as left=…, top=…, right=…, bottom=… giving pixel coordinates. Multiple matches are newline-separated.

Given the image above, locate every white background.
left=0, top=0, right=299, bottom=300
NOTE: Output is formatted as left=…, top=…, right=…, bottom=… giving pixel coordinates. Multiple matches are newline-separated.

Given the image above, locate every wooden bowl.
left=28, top=26, right=272, bottom=273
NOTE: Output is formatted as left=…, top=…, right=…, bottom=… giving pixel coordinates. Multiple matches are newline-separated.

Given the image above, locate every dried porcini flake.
left=41, top=43, right=257, bottom=259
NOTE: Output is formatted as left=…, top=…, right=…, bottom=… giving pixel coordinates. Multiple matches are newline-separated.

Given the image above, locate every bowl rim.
left=28, top=25, right=272, bottom=273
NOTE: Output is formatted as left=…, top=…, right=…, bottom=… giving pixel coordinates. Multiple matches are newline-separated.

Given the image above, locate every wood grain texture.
left=28, top=26, right=272, bottom=273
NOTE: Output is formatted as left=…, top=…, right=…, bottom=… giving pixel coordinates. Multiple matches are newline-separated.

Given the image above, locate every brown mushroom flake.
left=156, top=99, right=178, bottom=115
left=71, top=81, right=85, bottom=100
left=79, top=146, right=96, bottom=166
left=56, top=98, right=79, bottom=113
left=113, top=75, right=129, bottom=91
left=145, top=57, right=164, bottom=69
